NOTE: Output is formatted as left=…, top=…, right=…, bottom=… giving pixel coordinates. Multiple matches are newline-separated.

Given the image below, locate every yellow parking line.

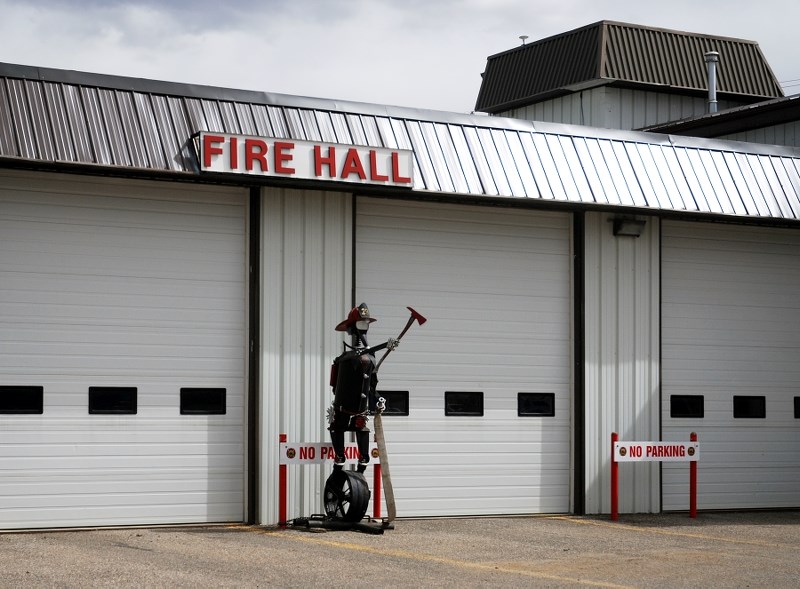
left=551, top=516, right=793, bottom=549
left=236, top=526, right=633, bottom=589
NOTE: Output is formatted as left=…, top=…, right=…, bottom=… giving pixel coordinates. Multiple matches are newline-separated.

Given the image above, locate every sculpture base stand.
left=289, top=514, right=394, bottom=535
left=285, top=469, right=393, bottom=535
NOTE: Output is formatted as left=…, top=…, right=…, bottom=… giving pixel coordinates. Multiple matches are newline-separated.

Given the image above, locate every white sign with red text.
left=614, top=441, right=699, bottom=462
left=279, top=441, right=380, bottom=465
left=198, top=132, right=414, bottom=187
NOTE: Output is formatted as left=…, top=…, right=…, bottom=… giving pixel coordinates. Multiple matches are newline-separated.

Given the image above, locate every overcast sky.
left=1, top=0, right=798, bottom=114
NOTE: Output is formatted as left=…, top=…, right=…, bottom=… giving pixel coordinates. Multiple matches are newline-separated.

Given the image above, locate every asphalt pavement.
left=1, top=511, right=798, bottom=588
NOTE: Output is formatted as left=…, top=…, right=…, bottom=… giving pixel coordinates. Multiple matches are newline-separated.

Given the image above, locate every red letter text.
left=202, top=134, right=225, bottom=168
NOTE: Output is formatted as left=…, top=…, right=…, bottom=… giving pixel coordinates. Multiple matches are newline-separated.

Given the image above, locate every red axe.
left=374, top=306, right=426, bottom=373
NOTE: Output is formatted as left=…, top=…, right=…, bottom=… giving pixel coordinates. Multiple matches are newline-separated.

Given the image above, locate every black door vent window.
left=518, top=392, right=555, bottom=416
left=445, top=391, right=483, bottom=416
left=377, top=391, right=409, bottom=416
left=89, top=387, right=137, bottom=415
left=794, top=397, right=799, bottom=419
left=181, top=388, right=226, bottom=415
left=670, top=395, right=705, bottom=418
left=733, top=395, right=766, bottom=419
left=0, top=386, right=44, bottom=414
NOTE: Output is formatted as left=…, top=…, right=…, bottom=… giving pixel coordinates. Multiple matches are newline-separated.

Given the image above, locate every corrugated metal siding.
left=720, top=121, right=800, bottom=148
left=583, top=212, right=660, bottom=515
left=475, top=23, right=601, bottom=114
left=2, top=65, right=800, bottom=222
left=475, top=21, right=783, bottom=113
left=259, top=187, right=352, bottom=524
left=611, top=89, right=741, bottom=130
left=602, top=24, right=781, bottom=98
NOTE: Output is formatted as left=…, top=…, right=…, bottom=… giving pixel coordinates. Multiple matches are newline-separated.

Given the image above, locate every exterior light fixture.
left=612, top=217, right=646, bottom=237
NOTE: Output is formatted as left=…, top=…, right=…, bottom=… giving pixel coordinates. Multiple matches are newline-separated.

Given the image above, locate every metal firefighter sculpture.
left=327, top=303, right=398, bottom=472
left=320, top=303, right=426, bottom=528
left=322, top=303, right=394, bottom=524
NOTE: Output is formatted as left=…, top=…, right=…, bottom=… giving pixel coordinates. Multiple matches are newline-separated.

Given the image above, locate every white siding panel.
left=356, top=198, right=572, bottom=517
left=259, top=188, right=352, bottom=524
left=501, top=88, right=742, bottom=131
left=583, top=212, right=660, bottom=515
left=0, top=170, right=247, bottom=529
left=721, top=121, right=800, bottom=148
left=662, top=220, right=800, bottom=510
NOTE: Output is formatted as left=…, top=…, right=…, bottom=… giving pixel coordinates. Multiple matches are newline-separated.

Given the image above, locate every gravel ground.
left=1, top=511, right=798, bottom=588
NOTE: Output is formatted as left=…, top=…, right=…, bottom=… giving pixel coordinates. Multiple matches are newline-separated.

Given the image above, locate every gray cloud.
left=1, top=0, right=798, bottom=112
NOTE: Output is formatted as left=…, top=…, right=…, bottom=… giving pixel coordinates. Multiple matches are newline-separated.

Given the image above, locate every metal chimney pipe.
left=704, top=51, right=720, bottom=113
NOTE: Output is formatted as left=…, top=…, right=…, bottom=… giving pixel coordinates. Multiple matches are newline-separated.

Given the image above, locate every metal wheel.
left=324, top=469, right=370, bottom=522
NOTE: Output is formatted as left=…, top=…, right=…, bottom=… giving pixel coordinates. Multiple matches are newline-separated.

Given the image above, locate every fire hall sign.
left=198, top=132, right=414, bottom=187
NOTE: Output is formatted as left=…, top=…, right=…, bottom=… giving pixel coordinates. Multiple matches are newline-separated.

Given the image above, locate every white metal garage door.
left=0, top=170, right=247, bottom=529
left=356, top=198, right=572, bottom=517
left=662, top=220, right=800, bottom=510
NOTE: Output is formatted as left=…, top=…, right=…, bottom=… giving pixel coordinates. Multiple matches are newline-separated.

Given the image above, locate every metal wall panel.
left=6, top=79, right=37, bottom=159
left=116, top=91, right=148, bottom=168
left=331, top=112, right=353, bottom=144
left=420, top=121, right=453, bottom=193
left=584, top=211, right=661, bottom=515
left=721, top=121, right=800, bottom=148
left=259, top=188, right=352, bottom=524
left=444, top=125, right=480, bottom=195
left=185, top=98, right=209, bottom=133
left=478, top=128, right=510, bottom=196
left=463, top=125, right=497, bottom=196
left=530, top=133, right=564, bottom=200
left=150, top=95, right=181, bottom=171
left=389, top=117, right=424, bottom=191
left=233, top=103, right=256, bottom=136
left=78, top=87, right=110, bottom=165
left=375, top=116, right=397, bottom=149
left=24, top=80, right=57, bottom=162
left=406, top=120, right=439, bottom=192
left=504, top=130, right=538, bottom=198
left=218, top=101, right=241, bottom=134
left=434, top=123, right=469, bottom=195
left=299, top=109, right=321, bottom=142
left=266, top=106, right=287, bottom=138
left=165, top=96, right=194, bottom=170
left=666, top=147, right=700, bottom=211
left=249, top=105, right=274, bottom=137
left=98, top=88, right=131, bottom=166
left=493, top=129, right=525, bottom=197
left=0, top=80, right=16, bottom=156
left=345, top=113, right=366, bottom=145
left=42, top=83, right=75, bottom=162
left=360, top=115, right=383, bottom=148
left=501, top=88, right=740, bottom=131
left=133, top=93, right=167, bottom=169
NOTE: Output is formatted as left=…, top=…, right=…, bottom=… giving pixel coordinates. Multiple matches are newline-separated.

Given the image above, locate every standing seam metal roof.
left=475, top=21, right=784, bottom=114
left=1, top=62, right=800, bottom=222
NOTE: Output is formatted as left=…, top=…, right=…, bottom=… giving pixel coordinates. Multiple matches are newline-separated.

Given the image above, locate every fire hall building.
left=1, top=21, right=799, bottom=530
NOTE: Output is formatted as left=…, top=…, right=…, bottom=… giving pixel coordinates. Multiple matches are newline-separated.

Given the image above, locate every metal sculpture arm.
left=374, top=307, right=426, bottom=373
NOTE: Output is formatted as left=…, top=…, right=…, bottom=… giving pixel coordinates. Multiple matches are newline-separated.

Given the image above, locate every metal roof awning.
left=1, top=62, right=800, bottom=222
left=642, top=94, right=800, bottom=138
